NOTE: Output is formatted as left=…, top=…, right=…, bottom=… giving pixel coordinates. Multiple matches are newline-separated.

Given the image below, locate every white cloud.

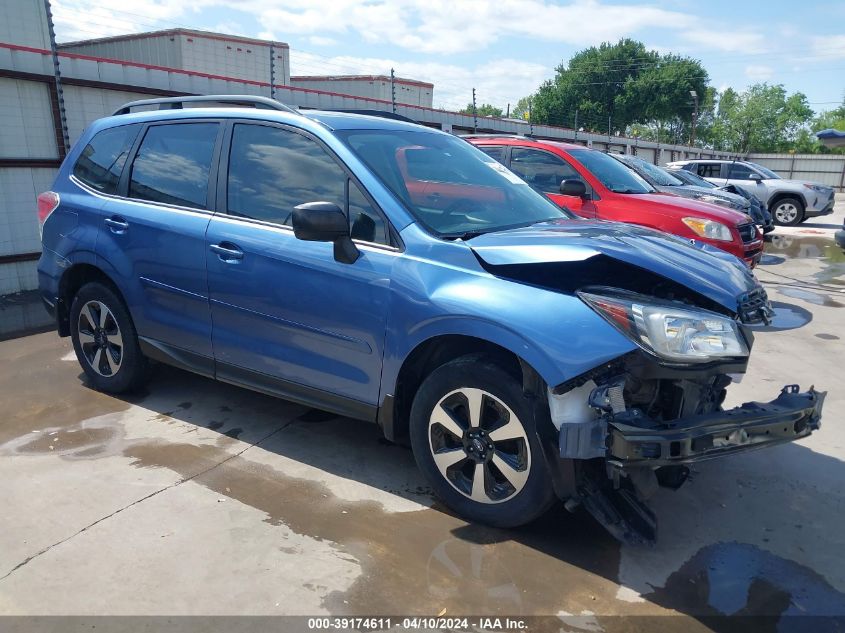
left=744, top=64, right=774, bottom=81
left=308, top=36, right=339, bottom=47
left=229, top=0, right=697, bottom=54
left=810, top=34, right=845, bottom=60
left=681, top=28, right=767, bottom=53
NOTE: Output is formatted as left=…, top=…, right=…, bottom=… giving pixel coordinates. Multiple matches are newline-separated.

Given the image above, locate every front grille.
left=738, top=286, right=774, bottom=324
left=737, top=223, right=757, bottom=243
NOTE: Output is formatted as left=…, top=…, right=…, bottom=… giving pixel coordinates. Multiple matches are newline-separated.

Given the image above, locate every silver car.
left=666, top=159, right=835, bottom=227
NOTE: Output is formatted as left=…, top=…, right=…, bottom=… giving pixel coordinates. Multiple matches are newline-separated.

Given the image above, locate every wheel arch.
left=56, top=264, right=123, bottom=336
left=380, top=333, right=547, bottom=444
left=768, top=190, right=806, bottom=211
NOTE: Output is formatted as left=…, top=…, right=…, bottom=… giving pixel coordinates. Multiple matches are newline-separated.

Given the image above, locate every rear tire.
left=771, top=197, right=805, bottom=226
left=409, top=355, right=555, bottom=528
left=70, top=282, right=148, bottom=393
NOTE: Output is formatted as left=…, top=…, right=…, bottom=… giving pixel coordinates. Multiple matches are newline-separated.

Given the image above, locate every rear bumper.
left=606, top=385, right=825, bottom=468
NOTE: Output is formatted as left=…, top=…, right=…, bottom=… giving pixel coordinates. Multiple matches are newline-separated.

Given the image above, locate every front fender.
left=381, top=255, right=638, bottom=397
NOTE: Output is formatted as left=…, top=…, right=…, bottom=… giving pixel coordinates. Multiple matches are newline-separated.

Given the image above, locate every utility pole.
left=44, top=0, right=69, bottom=156
left=472, top=87, right=478, bottom=133
left=528, top=97, right=533, bottom=136
left=574, top=109, right=578, bottom=142
left=269, top=44, right=276, bottom=99
left=506, top=103, right=510, bottom=118
left=390, top=68, right=396, bottom=114
left=608, top=114, right=612, bottom=145
left=689, top=89, right=699, bottom=147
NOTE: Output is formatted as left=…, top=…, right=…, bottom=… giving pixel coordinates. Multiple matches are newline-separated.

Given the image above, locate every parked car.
left=611, top=153, right=774, bottom=233
left=38, top=96, right=825, bottom=544
left=668, top=167, right=774, bottom=233
left=467, top=136, right=764, bottom=267
left=836, top=220, right=845, bottom=249
left=666, top=159, right=835, bottom=227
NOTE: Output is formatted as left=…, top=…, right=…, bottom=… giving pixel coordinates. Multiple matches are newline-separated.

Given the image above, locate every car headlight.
left=803, top=183, right=828, bottom=193
left=681, top=217, right=733, bottom=241
left=579, top=290, right=749, bottom=364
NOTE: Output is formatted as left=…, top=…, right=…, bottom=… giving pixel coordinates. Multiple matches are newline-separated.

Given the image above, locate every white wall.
left=0, top=78, right=57, bottom=158
left=0, top=0, right=49, bottom=49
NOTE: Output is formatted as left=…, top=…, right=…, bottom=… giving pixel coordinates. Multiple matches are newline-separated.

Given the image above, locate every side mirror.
left=748, top=173, right=762, bottom=182
left=560, top=179, right=588, bottom=198
left=292, top=201, right=359, bottom=264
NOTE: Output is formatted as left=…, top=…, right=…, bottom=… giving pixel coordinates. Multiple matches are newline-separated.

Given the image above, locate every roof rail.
left=112, top=94, right=299, bottom=116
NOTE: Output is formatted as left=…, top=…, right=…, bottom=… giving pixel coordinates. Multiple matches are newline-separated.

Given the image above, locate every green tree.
left=511, top=96, right=532, bottom=120
left=710, top=83, right=813, bottom=152
left=460, top=103, right=504, bottom=118
left=794, top=98, right=845, bottom=154
left=531, top=39, right=708, bottom=135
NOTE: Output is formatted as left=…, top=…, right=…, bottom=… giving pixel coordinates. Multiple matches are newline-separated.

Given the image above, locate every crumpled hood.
left=469, top=219, right=761, bottom=313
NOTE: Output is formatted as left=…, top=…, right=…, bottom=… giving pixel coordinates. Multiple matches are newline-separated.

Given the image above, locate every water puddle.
left=778, top=287, right=844, bottom=308
left=648, top=542, right=845, bottom=620
left=763, top=235, right=845, bottom=287
left=747, top=301, right=812, bottom=332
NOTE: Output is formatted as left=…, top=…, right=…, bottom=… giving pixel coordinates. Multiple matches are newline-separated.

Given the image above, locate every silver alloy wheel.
left=774, top=201, right=799, bottom=224
left=428, top=387, right=531, bottom=504
left=77, top=300, right=123, bottom=377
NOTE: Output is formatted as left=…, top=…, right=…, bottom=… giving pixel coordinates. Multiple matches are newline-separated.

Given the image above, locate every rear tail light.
left=37, top=191, right=60, bottom=238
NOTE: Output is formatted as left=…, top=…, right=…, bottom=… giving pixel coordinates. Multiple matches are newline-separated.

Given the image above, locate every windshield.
left=672, top=169, right=716, bottom=189
left=568, top=149, right=654, bottom=194
left=336, top=130, right=569, bottom=237
left=629, top=158, right=684, bottom=186
left=747, top=162, right=780, bottom=179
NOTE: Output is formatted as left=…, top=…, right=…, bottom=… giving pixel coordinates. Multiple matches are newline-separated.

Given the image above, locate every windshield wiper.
left=610, top=188, right=649, bottom=194
left=440, top=230, right=490, bottom=241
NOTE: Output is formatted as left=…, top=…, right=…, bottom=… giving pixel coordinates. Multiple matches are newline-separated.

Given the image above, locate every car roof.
left=94, top=106, right=442, bottom=135
left=468, top=136, right=586, bottom=151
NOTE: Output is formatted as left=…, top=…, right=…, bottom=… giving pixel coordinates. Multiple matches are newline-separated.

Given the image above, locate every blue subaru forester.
left=38, top=96, right=825, bottom=543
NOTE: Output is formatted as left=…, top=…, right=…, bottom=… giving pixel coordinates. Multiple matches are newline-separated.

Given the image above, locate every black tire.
left=409, top=355, right=555, bottom=528
left=70, top=281, right=149, bottom=393
left=770, top=197, right=805, bottom=226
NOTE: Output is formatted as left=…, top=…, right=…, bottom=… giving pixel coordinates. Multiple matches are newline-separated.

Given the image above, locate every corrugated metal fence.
left=747, top=153, right=845, bottom=191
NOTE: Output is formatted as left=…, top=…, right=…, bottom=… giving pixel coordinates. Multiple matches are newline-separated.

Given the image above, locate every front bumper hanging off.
left=607, top=385, right=825, bottom=469
left=559, top=385, right=826, bottom=545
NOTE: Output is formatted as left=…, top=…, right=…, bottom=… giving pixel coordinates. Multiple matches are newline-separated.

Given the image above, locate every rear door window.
left=128, top=122, right=219, bottom=209
left=697, top=163, right=722, bottom=178
left=477, top=145, right=506, bottom=164
left=72, top=124, right=141, bottom=194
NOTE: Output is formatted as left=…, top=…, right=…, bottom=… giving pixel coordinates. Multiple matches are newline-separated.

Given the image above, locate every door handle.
left=210, top=243, right=244, bottom=261
left=104, top=217, right=129, bottom=233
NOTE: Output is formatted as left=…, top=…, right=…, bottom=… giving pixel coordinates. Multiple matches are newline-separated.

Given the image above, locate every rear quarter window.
left=72, top=124, right=141, bottom=194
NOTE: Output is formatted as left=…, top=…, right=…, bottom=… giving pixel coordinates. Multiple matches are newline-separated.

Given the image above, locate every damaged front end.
left=547, top=288, right=826, bottom=546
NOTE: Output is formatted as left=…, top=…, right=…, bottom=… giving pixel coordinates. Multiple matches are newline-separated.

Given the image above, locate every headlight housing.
left=579, top=290, right=749, bottom=364
left=682, top=217, right=733, bottom=241
left=803, top=183, right=828, bottom=193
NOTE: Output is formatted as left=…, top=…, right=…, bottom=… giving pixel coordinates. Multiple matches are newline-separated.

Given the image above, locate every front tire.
left=70, top=282, right=148, bottom=393
left=771, top=197, right=805, bottom=226
left=409, top=355, right=555, bottom=528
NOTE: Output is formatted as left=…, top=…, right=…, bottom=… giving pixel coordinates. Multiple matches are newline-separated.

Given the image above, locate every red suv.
left=467, top=136, right=763, bottom=267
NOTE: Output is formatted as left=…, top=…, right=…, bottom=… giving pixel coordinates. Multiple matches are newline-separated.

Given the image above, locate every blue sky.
left=52, top=0, right=845, bottom=116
